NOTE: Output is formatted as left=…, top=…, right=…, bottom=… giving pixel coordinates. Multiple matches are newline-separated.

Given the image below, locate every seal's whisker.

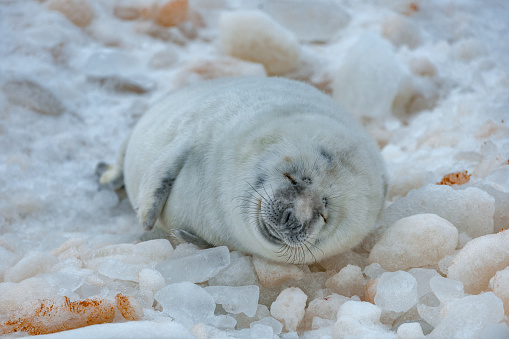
left=304, top=241, right=318, bottom=264
left=246, top=181, right=270, bottom=203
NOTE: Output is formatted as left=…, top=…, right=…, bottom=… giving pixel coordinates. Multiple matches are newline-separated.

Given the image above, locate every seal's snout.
left=281, top=208, right=303, bottom=233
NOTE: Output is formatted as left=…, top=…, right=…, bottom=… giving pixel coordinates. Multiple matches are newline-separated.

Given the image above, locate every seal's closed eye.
left=283, top=173, right=297, bottom=185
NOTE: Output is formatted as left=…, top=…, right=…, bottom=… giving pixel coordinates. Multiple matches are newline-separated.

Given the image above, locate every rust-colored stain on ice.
left=0, top=296, right=115, bottom=335
left=437, top=171, right=471, bottom=186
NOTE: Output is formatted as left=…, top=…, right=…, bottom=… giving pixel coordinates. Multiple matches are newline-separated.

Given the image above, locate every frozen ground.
left=1, top=0, right=509, bottom=338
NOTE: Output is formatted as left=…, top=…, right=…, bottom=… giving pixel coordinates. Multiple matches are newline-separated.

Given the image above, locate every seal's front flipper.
left=137, top=140, right=189, bottom=231
left=172, top=229, right=212, bottom=249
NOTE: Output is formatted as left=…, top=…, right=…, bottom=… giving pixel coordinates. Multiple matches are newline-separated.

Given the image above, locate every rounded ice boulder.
left=369, top=214, right=458, bottom=271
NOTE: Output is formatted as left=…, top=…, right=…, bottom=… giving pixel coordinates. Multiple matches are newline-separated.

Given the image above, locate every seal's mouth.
left=258, top=218, right=283, bottom=245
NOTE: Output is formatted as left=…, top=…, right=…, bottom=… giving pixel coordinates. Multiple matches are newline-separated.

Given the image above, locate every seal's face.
left=258, top=171, right=327, bottom=263
left=240, top=146, right=342, bottom=264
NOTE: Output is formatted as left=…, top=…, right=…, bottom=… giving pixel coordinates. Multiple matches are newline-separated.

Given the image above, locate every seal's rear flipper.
left=172, top=229, right=212, bottom=249
left=97, top=136, right=130, bottom=191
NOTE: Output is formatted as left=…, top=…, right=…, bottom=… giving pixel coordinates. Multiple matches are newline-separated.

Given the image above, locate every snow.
left=1, top=0, right=509, bottom=337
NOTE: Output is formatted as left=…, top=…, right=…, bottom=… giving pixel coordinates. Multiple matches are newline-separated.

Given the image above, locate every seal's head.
left=237, top=136, right=386, bottom=265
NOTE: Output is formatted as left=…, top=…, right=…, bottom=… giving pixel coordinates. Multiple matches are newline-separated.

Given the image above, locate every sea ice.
left=270, top=287, right=307, bottom=332
left=333, top=301, right=395, bottom=338
left=464, top=174, right=509, bottom=232
left=24, top=319, right=195, bottom=338
left=252, top=256, right=305, bottom=288
left=364, top=263, right=386, bottom=279
left=429, top=276, right=464, bottom=304
left=489, top=266, right=509, bottom=315
left=85, top=239, right=173, bottom=271
left=138, top=268, right=165, bottom=293
left=250, top=316, right=283, bottom=335
left=331, top=32, right=405, bottom=120
left=156, top=246, right=230, bottom=284
left=319, top=249, right=368, bottom=272
left=208, top=251, right=257, bottom=286
left=47, top=0, right=94, bottom=27
left=2, top=79, right=66, bottom=117
left=300, top=294, right=350, bottom=331
left=219, top=10, right=300, bottom=75
left=447, top=230, right=509, bottom=294
left=260, top=0, right=350, bottom=42
left=204, top=285, right=259, bottom=317
left=480, top=323, right=509, bottom=339
left=97, top=258, right=145, bottom=282
left=374, top=271, right=418, bottom=313
left=369, top=214, right=458, bottom=271
left=325, top=264, right=365, bottom=298
left=154, top=282, right=216, bottom=328
left=429, top=292, right=505, bottom=338
left=379, top=185, right=495, bottom=238
left=408, top=268, right=440, bottom=299
left=0, top=246, right=16, bottom=281
left=4, top=251, right=58, bottom=283
left=396, top=322, right=425, bottom=338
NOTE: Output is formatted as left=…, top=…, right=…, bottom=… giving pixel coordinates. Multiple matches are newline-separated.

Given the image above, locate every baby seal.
left=100, top=77, right=387, bottom=264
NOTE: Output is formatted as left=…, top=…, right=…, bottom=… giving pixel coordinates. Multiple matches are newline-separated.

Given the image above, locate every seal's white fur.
left=103, top=77, right=387, bottom=263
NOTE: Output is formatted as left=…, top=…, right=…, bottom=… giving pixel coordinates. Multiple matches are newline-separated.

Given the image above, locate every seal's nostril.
left=281, top=209, right=293, bottom=225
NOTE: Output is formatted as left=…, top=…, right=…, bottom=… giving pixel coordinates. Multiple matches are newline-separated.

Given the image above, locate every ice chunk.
left=155, top=0, right=189, bottom=27
left=84, top=50, right=139, bottom=77
left=208, top=252, right=257, bottom=286
left=370, top=214, right=458, bottom=271
left=0, top=296, right=115, bottom=336
left=154, top=282, right=216, bottom=328
left=0, top=247, right=16, bottom=280
left=156, top=246, right=230, bottom=284
left=84, top=51, right=155, bottom=93
left=138, top=268, right=166, bottom=293
left=301, top=294, right=350, bottom=331
left=364, top=279, right=378, bottom=304
left=382, top=13, right=422, bottom=48
left=408, top=268, right=440, bottom=299
left=364, top=263, right=386, bottom=279
left=234, top=304, right=271, bottom=330
left=447, top=230, right=509, bottom=294
left=429, top=276, right=464, bottom=304
left=480, top=323, right=509, bottom=339
left=85, top=239, right=173, bottom=270
left=489, top=266, right=509, bottom=315
left=2, top=79, right=66, bottom=116
left=260, top=0, right=349, bottom=42
left=249, top=324, right=274, bottom=338
left=319, top=249, right=368, bottom=272
left=379, top=185, right=495, bottom=238
left=219, top=10, right=300, bottom=75
left=250, top=316, right=283, bottom=335
left=97, top=258, right=145, bottom=282
left=270, top=287, right=307, bottom=332
left=115, top=294, right=144, bottom=321
left=252, top=256, right=304, bottom=288
left=325, top=265, right=365, bottom=298
left=204, top=285, right=259, bottom=317
left=465, top=175, right=509, bottom=232
left=0, top=278, right=60, bottom=314
left=47, top=0, right=94, bottom=27
left=396, top=322, right=425, bottom=338
left=4, top=252, right=58, bottom=283
left=374, top=271, right=418, bottom=313
left=331, top=32, right=405, bottom=120
left=334, top=301, right=394, bottom=338
left=13, top=319, right=195, bottom=338
left=175, top=56, right=267, bottom=87
left=429, top=292, right=504, bottom=338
